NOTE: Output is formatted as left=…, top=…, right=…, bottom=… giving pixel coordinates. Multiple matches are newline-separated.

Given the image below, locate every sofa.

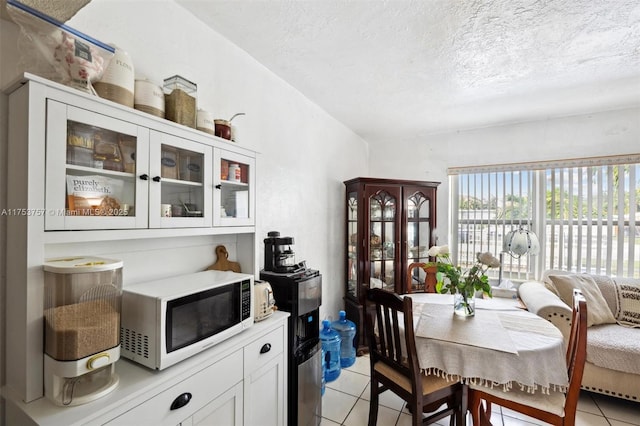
left=518, top=270, right=640, bottom=402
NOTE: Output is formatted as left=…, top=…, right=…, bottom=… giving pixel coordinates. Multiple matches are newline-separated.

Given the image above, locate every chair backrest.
left=563, top=289, right=588, bottom=420
left=365, top=288, right=422, bottom=392
left=406, top=262, right=437, bottom=293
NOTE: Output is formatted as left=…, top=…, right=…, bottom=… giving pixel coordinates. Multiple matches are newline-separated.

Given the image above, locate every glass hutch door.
left=45, top=101, right=149, bottom=230
left=213, top=149, right=255, bottom=227
left=346, top=191, right=359, bottom=300
left=148, top=132, right=212, bottom=228
left=405, top=186, right=436, bottom=292
left=365, top=186, right=402, bottom=294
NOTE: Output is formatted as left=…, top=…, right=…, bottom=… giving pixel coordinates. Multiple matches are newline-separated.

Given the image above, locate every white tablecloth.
left=405, top=293, right=568, bottom=394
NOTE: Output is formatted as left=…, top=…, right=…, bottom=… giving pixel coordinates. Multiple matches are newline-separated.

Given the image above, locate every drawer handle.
left=260, top=343, right=272, bottom=354
left=170, top=392, right=192, bottom=410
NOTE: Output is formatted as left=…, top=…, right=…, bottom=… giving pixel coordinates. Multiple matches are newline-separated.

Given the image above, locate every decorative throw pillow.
left=548, top=274, right=617, bottom=327
left=613, top=280, right=640, bottom=328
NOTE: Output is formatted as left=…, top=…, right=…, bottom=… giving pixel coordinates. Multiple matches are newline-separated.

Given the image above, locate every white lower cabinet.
left=104, top=324, right=286, bottom=426
left=190, top=382, right=243, bottom=426
left=243, top=328, right=286, bottom=426
left=105, top=349, right=243, bottom=426
left=244, top=356, right=285, bottom=426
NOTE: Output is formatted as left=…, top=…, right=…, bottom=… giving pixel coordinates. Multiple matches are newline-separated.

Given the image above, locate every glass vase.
left=454, top=290, right=475, bottom=317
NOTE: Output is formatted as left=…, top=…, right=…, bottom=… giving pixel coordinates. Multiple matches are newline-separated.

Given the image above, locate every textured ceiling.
left=1, top=0, right=89, bottom=23
left=182, top=1, right=639, bottom=144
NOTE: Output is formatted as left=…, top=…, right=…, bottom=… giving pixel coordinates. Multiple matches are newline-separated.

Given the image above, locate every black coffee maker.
left=264, top=231, right=297, bottom=273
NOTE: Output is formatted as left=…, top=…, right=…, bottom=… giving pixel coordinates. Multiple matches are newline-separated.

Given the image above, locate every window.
left=449, top=155, right=640, bottom=280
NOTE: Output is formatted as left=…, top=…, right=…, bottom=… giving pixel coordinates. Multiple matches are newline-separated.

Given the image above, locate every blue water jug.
left=320, top=320, right=341, bottom=382
left=331, top=310, right=356, bottom=368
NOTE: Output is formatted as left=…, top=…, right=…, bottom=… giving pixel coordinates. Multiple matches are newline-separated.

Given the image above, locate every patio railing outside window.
left=449, top=155, right=640, bottom=281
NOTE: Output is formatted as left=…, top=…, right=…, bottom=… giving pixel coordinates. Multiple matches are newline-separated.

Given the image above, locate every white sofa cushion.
left=586, top=324, right=640, bottom=375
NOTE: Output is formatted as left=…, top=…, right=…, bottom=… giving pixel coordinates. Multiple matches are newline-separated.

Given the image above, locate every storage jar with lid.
left=196, top=109, right=215, bottom=135
left=228, top=163, right=241, bottom=182
left=164, top=75, right=197, bottom=128
left=134, top=79, right=165, bottom=118
left=94, top=45, right=135, bottom=107
left=43, top=256, right=123, bottom=406
left=214, top=119, right=231, bottom=140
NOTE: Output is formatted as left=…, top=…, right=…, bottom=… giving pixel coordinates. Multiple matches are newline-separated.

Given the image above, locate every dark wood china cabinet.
left=344, top=177, right=439, bottom=352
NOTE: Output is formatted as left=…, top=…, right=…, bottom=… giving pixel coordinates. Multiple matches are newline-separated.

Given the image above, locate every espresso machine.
left=260, top=232, right=322, bottom=426
left=263, top=231, right=297, bottom=273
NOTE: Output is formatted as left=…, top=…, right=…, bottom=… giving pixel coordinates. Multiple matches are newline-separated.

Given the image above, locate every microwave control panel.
left=241, top=279, right=252, bottom=321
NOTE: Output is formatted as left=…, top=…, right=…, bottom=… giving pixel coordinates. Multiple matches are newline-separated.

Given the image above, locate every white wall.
left=370, top=106, right=640, bottom=245
left=0, top=0, right=368, bottom=331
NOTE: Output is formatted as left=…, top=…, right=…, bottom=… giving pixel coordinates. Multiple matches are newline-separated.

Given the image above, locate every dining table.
left=403, top=292, right=569, bottom=423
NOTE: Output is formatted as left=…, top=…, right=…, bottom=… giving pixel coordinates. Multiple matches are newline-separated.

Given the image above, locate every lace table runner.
left=415, top=303, right=518, bottom=354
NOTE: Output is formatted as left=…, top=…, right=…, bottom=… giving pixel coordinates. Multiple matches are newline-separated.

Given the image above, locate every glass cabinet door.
left=347, top=192, right=358, bottom=299
left=213, top=149, right=255, bottom=227
left=148, top=132, right=212, bottom=228
left=366, top=188, right=401, bottom=293
left=405, top=187, right=434, bottom=291
left=45, top=101, right=149, bottom=230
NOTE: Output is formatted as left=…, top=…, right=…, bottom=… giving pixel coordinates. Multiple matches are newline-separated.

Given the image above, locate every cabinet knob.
left=139, top=174, right=149, bottom=180
left=170, top=392, right=192, bottom=410
left=152, top=176, right=161, bottom=182
left=215, top=184, right=222, bottom=189
left=260, top=343, right=272, bottom=354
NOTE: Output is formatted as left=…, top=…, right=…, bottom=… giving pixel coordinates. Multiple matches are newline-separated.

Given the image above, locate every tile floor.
left=320, top=355, right=640, bottom=426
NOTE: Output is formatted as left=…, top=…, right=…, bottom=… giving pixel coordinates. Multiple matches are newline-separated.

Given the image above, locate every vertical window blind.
left=449, top=155, right=640, bottom=280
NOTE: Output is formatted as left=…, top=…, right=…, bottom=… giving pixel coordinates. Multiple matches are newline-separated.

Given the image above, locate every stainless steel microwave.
left=120, top=270, right=254, bottom=370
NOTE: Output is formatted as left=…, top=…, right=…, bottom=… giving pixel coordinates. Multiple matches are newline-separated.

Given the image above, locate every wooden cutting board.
left=206, top=245, right=241, bottom=272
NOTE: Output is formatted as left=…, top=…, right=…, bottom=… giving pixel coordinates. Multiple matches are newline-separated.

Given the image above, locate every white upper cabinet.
left=26, top=74, right=255, bottom=235
left=214, top=149, right=256, bottom=227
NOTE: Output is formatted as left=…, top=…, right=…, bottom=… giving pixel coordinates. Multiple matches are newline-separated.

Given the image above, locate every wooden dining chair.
left=406, top=263, right=438, bottom=293
left=364, top=288, right=466, bottom=426
left=468, top=289, right=588, bottom=426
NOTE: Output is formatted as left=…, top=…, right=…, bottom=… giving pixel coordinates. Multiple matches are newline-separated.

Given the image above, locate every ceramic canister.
left=94, top=46, right=135, bottom=107
left=196, top=109, right=215, bottom=135
left=134, top=79, right=165, bottom=118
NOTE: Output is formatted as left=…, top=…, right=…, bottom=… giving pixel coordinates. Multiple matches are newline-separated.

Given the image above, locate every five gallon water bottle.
left=320, top=320, right=341, bottom=382
left=331, top=310, right=356, bottom=368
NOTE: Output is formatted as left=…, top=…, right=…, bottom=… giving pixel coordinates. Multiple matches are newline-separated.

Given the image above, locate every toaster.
left=254, top=280, right=276, bottom=321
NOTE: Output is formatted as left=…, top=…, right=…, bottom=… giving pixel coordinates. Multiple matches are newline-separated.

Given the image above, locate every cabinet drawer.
left=244, top=326, right=284, bottom=374
left=105, top=350, right=243, bottom=425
